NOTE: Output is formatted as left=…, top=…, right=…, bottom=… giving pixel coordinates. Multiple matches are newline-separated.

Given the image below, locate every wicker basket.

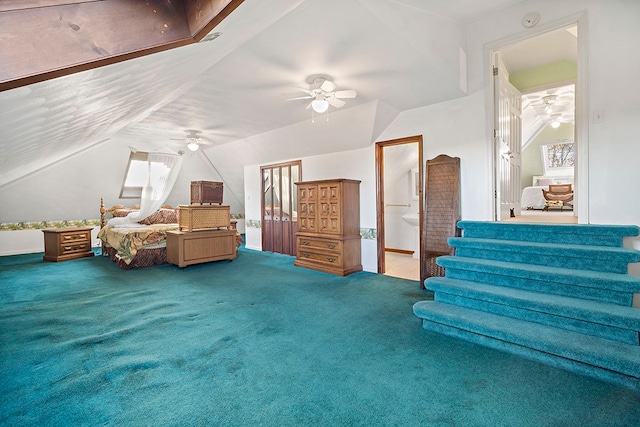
left=425, top=253, right=446, bottom=277
left=178, top=205, right=230, bottom=232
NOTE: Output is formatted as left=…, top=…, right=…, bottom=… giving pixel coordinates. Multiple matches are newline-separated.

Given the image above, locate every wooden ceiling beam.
left=0, top=0, right=244, bottom=92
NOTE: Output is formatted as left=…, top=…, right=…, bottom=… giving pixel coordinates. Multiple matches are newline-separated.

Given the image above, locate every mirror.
left=410, top=168, right=419, bottom=200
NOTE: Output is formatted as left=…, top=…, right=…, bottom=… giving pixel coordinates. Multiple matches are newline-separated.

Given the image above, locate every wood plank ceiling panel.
left=0, top=0, right=244, bottom=91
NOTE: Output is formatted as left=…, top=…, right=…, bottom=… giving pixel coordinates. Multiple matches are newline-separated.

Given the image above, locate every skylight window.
left=120, top=151, right=150, bottom=198
left=541, top=142, right=575, bottom=176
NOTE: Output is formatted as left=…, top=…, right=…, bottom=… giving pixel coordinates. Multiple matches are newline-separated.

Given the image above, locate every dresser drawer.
left=296, top=236, right=342, bottom=253
left=297, top=249, right=343, bottom=267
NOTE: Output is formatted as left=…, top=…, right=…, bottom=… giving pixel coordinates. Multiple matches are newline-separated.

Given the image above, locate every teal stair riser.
left=452, top=247, right=629, bottom=274
left=459, top=231, right=624, bottom=247
left=445, top=269, right=633, bottom=306
left=455, top=222, right=640, bottom=247
left=419, top=319, right=640, bottom=393
left=434, top=292, right=639, bottom=345
left=413, top=302, right=640, bottom=378
left=438, top=257, right=640, bottom=294
left=426, top=277, right=640, bottom=331
left=415, top=221, right=640, bottom=391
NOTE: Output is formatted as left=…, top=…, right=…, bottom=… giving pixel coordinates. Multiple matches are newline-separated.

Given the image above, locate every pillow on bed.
left=138, top=208, right=178, bottom=225
left=112, top=208, right=136, bottom=217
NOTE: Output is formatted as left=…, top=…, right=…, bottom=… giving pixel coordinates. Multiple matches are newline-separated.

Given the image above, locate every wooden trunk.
left=190, top=180, right=223, bottom=205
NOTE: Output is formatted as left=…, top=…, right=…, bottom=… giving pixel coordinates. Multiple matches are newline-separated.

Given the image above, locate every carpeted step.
left=437, top=256, right=640, bottom=306
left=412, top=301, right=640, bottom=390
left=426, top=277, right=640, bottom=345
left=448, top=237, right=640, bottom=274
left=456, top=221, right=640, bottom=247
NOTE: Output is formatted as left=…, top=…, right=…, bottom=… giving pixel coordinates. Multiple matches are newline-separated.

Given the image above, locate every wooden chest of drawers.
left=294, top=179, right=362, bottom=276
left=190, top=181, right=223, bottom=205
left=42, top=227, right=94, bottom=262
left=166, top=229, right=237, bottom=268
left=295, top=234, right=363, bottom=276
left=178, top=204, right=231, bottom=232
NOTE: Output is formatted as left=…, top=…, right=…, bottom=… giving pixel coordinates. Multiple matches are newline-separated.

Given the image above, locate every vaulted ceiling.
left=2, top=0, right=560, bottom=190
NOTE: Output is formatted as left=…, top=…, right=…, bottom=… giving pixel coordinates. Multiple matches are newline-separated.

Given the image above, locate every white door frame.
left=484, top=12, right=589, bottom=223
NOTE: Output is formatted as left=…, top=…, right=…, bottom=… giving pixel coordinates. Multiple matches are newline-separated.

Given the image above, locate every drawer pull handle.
left=303, top=253, right=311, bottom=258
left=327, top=244, right=335, bottom=249
left=326, top=257, right=336, bottom=262
left=302, top=241, right=310, bottom=245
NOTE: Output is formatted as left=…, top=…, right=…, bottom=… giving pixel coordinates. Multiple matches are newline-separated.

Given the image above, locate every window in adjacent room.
left=541, top=141, right=574, bottom=175
left=120, top=151, right=149, bottom=198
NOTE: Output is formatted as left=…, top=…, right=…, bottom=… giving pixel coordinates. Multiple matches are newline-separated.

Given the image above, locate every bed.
left=521, top=176, right=574, bottom=210
left=98, top=198, right=241, bottom=269
left=521, top=186, right=549, bottom=210
left=98, top=199, right=180, bottom=269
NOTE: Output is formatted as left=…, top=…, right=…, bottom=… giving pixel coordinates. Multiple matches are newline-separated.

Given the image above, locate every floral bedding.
left=98, top=223, right=178, bottom=265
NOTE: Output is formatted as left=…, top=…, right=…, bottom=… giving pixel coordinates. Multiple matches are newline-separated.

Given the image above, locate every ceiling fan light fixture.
left=311, top=98, right=329, bottom=113
left=187, top=141, right=200, bottom=151
left=550, top=119, right=561, bottom=129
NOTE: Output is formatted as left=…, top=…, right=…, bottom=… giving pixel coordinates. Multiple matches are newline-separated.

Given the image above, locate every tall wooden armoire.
left=294, top=178, right=362, bottom=276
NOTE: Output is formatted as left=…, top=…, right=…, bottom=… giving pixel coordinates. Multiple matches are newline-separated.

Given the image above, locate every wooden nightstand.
left=42, top=227, right=95, bottom=262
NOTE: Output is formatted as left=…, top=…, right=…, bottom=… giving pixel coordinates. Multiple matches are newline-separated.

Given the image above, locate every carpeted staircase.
left=413, top=221, right=640, bottom=391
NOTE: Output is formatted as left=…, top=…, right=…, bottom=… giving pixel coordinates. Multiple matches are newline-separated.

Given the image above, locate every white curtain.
left=108, top=152, right=183, bottom=227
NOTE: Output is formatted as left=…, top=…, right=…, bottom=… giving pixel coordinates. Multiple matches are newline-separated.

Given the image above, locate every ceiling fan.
left=170, top=130, right=211, bottom=152
left=522, top=84, right=575, bottom=127
left=288, top=75, right=357, bottom=114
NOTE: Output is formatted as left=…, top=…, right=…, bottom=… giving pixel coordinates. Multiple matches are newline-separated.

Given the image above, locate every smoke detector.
left=522, top=12, right=540, bottom=28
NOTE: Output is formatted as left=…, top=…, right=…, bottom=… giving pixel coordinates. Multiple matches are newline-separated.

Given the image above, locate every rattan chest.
left=178, top=204, right=231, bottom=232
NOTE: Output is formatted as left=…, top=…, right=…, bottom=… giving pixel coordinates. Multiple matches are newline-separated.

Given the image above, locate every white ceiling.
left=1, top=0, right=577, bottom=190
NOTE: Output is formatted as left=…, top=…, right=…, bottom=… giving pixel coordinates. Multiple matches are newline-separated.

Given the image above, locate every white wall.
left=244, top=146, right=378, bottom=272
left=377, top=91, right=490, bottom=221
left=0, top=141, right=233, bottom=255
left=0, top=142, right=231, bottom=223
left=465, top=0, right=640, bottom=225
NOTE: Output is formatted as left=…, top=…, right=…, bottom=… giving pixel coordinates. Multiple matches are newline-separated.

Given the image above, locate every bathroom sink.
left=401, top=213, right=419, bottom=226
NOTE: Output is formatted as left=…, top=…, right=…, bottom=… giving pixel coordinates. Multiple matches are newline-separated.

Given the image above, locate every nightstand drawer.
left=60, top=241, right=91, bottom=255
left=297, top=236, right=342, bottom=253
left=61, top=230, right=91, bottom=243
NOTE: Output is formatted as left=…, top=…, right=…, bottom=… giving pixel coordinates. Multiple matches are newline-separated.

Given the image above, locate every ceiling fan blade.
left=287, top=95, right=313, bottom=101
left=334, top=89, right=357, bottom=98
left=320, top=79, right=336, bottom=93
left=327, top=97, right=345, bottom=108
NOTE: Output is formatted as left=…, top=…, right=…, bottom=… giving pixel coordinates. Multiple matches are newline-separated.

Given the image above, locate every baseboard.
left=385, top=248, right=413, bottom=255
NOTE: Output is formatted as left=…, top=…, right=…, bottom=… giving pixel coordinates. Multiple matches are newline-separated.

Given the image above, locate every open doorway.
left=375, top=136, right=424, bottom=284
left=490, top=18, right=585, bottom=224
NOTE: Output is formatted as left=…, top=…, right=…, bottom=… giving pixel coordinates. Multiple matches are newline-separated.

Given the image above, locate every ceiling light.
left=187, top=141, right=200, bottom=151
left=311, top=99, right=329, bottom=113
left=550, top=119, right=561, bottom=129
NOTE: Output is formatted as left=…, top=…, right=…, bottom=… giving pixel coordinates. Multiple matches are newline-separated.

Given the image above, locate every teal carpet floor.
left=1, top=246, right=639, bottom=426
